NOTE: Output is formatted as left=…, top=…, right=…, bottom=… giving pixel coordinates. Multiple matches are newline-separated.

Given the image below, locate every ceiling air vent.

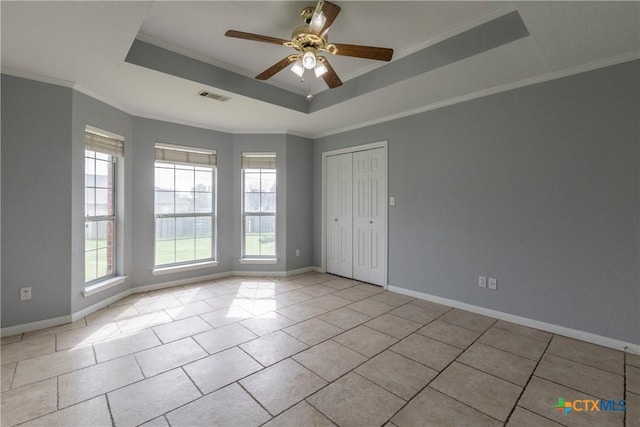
left=198, top=90, right=231, bottom=102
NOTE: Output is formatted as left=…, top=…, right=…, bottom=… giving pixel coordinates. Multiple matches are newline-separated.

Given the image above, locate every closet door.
left=352, top=148, right=386, bottom=286
left=326, top=153, right=353, bottom=278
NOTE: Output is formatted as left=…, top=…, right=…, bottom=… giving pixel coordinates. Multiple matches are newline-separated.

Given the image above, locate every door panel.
left=368, top=148, right=387, bottom=286
left=326, top=153, right=353, bottom=278
left=326, top=155, right=340, bottom=274
left=352, top=148, right=386, bottom=286
left=326, top=147, right=386, bottom=286
left=353, top=150, right=369, bottom=282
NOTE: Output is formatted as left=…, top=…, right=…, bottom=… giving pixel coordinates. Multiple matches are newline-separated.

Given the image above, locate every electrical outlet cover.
left=488, top=278, right=497, bottom=290
left=20, top=287, right=32, bottom=301
left=479, top=276, right=487, bottom=288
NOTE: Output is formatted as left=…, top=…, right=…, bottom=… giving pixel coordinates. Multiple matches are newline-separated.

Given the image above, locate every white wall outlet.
left=295, top=249, right=301, bottom=257
left=479, top=276, right=487, bottom=288
left=389, top=196, right=395, bottom=206
left=21, top=287, right=32, bottom=301
left=488, top=278, right=497, bottom=290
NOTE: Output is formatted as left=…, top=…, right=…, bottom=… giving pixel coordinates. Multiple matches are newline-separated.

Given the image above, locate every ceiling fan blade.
left=225, top=30, right=289, bottom=46
left=319, top=57, right=342, bottom=88
left=308, top=1, right=341, bottom=36
left=256, top=55, right=298, bottom=80
left=332, top=43, right=393, bottom=61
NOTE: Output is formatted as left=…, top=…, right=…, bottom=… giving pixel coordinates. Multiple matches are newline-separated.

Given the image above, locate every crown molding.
left=1, top=67, right=75, bottom=88
left=5, top=50, right=638, bottom=141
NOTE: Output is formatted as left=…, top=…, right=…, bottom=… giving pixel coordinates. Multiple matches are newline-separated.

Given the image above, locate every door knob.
left=369, top=220, right=373, bottom=224
left=334, top=218, right=338, bottom=222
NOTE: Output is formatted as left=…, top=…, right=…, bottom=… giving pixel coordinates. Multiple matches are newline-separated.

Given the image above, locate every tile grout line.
left=516, top=406, right=569, bottom=427
left=238, top=294, right=433, bottom=425
left=470, top=336, right=547, bottom=363
left=123, top=347, right=266, bottom=425
left=130, top=349, right=148, bottom=379
left=623, top=349, right=627, bottom=427
left=523, top=374, right=605, bottom=402
left=302, top=395, right=340, bottom=426
left=366, top=311, right=487, bottom=421
left=7, top=360, right=18, bottom=391
left=503, top=332, right=553, bottom=425
left=236, top=374, right=281, bottom=421
left=454, top=359, right=529, bottom=389
left=179, top=365, right=204, bottom=396
left=541, top=351, right=625, bottom=378
left=258, top=310, right=414, bottom=425
left=56, top=375, right=61, bottom=412
left=383, top=317, right=505, bottom=425
left=105, top=392, right=117, bottom=427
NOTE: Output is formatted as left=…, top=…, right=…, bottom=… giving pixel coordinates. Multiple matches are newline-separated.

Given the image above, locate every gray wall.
left=1, top=76, right=73, bottom=325
left=286, top=134, right=314, bottom=271
left=313, top=60, right=640, bottom=344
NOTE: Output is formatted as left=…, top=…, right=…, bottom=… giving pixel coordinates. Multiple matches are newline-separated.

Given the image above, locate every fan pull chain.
left=306, top=76, right=313, bottom=101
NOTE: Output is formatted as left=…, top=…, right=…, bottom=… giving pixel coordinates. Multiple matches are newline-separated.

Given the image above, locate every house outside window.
left=242, top=153, right=276, bottom=258
left=84, top=130, right=123, bottom=284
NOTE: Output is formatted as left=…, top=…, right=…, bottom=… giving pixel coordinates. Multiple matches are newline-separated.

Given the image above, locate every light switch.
left=389, top=196, right=395, bottom=206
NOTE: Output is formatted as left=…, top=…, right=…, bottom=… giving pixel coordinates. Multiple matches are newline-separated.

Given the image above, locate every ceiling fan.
left=225, top=0, right=393, bottom=89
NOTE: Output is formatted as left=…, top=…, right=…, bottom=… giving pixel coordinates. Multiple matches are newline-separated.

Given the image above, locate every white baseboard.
left=132, top=271, right=232, bottom=294
left=285, top=266, right=315, bottom=276
left=228, top=267, right=315, bottom=278
left=1, top=315, right=73, bottom=337
left=0, top=268, right=320, bottom=336
left=311, top=266, right=324, bottom=273
left=231, top=270, right=288, bottom=278
left=133, top=267, right=315, bottom=291
left=71, top=288, right=133, bottom=322
left=388, top=285, right=640, bottom=355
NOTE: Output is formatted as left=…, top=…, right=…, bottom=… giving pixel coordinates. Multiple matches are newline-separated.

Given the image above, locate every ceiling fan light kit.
left=291, top=59, right=305, bottom=78
left=225, top=0, right=393, bottom=91
left=314, top=60, right=328, bottom=78
left=302, top=51, right=317, bottom=69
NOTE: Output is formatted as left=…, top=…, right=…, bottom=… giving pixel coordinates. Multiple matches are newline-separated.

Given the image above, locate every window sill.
left=152, top=261, right=219, bottom=276
left=83, top=276, right=127, bottom=297
left=238, top=258, right=279, bottom=265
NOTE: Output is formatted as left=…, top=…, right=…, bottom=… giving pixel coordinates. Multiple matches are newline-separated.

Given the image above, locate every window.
left=242, top=153, right=276, bottom=258
left=154, top=144, right=216, bottom=267
left=85, top=130, right=123, bottom=284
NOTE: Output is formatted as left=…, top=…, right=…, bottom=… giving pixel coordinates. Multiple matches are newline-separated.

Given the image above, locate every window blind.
left=242, top=153, right=276, bottom=169
left=85, top=131, right=124, bottom=157
left=155, top=144, right=217, bottom=167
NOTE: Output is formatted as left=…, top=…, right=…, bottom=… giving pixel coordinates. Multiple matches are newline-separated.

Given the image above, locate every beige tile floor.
left=0, top=273, right=636, bottom=426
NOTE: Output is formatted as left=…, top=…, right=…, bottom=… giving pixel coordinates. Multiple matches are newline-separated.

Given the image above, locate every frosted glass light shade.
left=314, top=61, right=328, bottom=77
left=302, top=51, right=317, bottom=69
left=290, top=60, right=304, bottom=77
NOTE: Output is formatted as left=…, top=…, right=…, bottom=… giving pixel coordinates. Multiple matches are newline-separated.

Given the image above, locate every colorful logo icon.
left=555, top=398, right=572, bottom=415
left=554, top=398, right=626, bottom=415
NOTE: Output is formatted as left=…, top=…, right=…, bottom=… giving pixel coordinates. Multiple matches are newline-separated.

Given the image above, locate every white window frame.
left=153, top=143, right=217, bottom=269
left=241, top=153, right=277, bottom=260
left=84, top=129, right=123, bottom=286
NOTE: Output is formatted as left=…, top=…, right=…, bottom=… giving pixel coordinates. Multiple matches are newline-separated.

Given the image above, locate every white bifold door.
left=326, top=147, right=387, bottom=286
